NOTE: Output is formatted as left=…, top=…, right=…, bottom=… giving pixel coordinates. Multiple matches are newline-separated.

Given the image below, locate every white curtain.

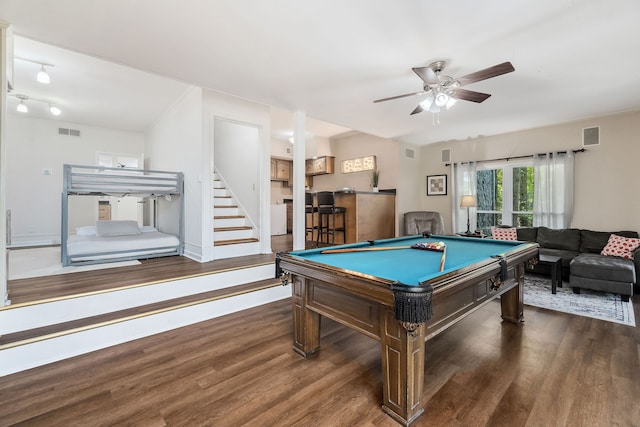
left=533, top=151, right=574, bottom=228
left=451, top=161, right=477, bottom=233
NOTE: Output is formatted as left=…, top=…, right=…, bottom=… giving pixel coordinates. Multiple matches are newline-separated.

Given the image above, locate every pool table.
left=276, top=234, right=538, bottom=426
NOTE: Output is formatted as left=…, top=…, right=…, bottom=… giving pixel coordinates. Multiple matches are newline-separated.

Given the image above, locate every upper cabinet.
left=271, top=158, right=291, bottom=181
left=305, top=156, right=335, bottom=176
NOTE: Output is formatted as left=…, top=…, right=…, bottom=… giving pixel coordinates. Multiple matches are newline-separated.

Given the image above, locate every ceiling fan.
left=373, top=61, right=515, bottom=115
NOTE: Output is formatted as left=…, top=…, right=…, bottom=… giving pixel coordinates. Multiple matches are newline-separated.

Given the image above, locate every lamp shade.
left=460, top=195, right=477, bottom=208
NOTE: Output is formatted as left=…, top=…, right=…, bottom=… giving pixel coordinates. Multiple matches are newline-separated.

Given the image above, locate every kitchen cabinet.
left=305, top=156, right=335, bottom=176
left=270, top=158, right=291, bottom=181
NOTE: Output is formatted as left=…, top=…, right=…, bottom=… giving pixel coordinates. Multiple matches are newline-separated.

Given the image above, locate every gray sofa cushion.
left=537, top=227, right=580, bottom=251
left=516, top=227, right=538, bottom=242
left=570, top=253, right=636, bottom=283
left=579, top=229, right=639, bottom=253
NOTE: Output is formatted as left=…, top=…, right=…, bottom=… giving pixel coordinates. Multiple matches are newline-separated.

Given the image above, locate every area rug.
left=8, top=246, right=140, bottom=280
left=524, top=274, right=635, bottom=327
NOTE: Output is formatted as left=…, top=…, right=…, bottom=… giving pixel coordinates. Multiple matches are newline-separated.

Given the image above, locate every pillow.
left=76, top=226, right=97, bottom=236
left=95, top=220, right=141, bottom=237
left=600, top=234, right=640, bottom=259
left=491, top=226, right=517, bottom=241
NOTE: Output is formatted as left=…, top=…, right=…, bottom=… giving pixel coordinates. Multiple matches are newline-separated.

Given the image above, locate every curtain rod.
left=446, top=148, right=585, bottom=167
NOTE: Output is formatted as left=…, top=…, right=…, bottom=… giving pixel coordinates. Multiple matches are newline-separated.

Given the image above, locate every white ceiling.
left=1, top=0, right=640, bottom=145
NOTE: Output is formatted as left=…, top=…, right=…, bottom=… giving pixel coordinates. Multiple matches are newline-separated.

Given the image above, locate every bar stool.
left=316, top=191, right=346, bottom=245
left=305, top=192, right=318, bottom=243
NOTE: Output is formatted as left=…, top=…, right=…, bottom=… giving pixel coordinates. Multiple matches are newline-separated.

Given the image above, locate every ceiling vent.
left=59, top=127, right=81, bottom=137
left=582, top=126, right=599, bottom=146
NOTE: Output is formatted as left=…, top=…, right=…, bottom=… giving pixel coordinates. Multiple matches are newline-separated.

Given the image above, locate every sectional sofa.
left=511, top=226, right=639, bottom=301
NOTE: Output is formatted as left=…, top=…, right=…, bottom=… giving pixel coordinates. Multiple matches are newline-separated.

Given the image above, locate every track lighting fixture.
left=11, top=93, right=62, bottom=116
left=16, top=94, right=28, bottom=113
left=37, top=65, right=50, bottom=84
left=14, top=56, right=55, bottom=84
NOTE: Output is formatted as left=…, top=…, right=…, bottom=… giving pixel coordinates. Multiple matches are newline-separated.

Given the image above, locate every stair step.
left=214, top=205, right=238, bottom=209
left=214, top=215, right=245, bottom=219
left=215, top=238, right=260, bottom=246
left=215, top=226, right=252, bottom=232
left=0, top=278, right=281, bottom=348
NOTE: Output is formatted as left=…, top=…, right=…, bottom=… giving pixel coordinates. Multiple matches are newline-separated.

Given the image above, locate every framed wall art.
left=426, top=174, right=447, bottom=196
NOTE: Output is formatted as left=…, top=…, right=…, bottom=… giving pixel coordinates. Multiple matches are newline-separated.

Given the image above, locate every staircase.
left=213, top=172, right=261, bottom=259
left=0, top=259, right=290, bottom=376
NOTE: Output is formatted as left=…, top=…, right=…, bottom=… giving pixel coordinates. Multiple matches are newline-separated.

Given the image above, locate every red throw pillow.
left=600, top=234, right=640, bottom=259
left=491, top=226, right=517, bottom=241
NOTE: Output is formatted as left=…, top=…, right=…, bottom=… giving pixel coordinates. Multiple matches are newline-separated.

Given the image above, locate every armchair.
left=403, top=211, right=445, bottom=236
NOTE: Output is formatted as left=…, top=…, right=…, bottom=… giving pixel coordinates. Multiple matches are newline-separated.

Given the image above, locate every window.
left=476, top=161, right=534, bottom=235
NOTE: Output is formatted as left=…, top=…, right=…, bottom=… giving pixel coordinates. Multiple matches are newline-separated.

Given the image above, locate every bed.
left=61, top=164, right=184, bottom=266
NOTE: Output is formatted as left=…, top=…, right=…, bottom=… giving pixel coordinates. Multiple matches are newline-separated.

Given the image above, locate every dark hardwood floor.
left=6, top=234, right=297, bottom=305
left=1, top=296, right=638, bottom=426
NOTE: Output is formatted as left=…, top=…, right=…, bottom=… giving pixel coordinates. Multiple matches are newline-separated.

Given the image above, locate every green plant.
left=371, top=169, right=380, bottom=188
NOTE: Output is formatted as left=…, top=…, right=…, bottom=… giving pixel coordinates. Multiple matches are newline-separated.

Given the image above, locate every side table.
left=536, top=254, right=563, bottom=294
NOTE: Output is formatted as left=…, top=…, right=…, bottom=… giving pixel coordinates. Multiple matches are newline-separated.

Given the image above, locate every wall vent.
left=404, top=148, right=415, bottom=159
left=582, top=126, right=599, bottom=146
left=441, top=148, right=451, bottom=163
left=58, top=127, right=81, bottom=137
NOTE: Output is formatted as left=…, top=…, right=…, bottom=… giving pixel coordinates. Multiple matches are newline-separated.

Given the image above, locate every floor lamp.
left=460, top=195, right=477, bottom=235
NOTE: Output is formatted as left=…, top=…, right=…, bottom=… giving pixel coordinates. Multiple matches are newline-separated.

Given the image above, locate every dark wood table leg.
left=291, top=276, right=321, bottom=357
left=551, top=260, right=561, bottom=294
left=501, top=264, right=525, bottom=323
left=380, top=309, right=426, bottom=426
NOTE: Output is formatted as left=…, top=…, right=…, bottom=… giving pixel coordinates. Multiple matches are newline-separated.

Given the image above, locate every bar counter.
left=332, top=190, right=396, bottom=243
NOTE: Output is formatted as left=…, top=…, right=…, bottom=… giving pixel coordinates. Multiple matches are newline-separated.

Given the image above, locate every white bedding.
left=67, top=231, right=180, bottom=261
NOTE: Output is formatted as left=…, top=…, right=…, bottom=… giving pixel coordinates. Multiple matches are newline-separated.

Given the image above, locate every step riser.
left=213, top=188, right=227, bottom=197
left=215, top=242, right=262, bottom=259
left=214, top=229, right=254, bottom=241
left=214, top=207, right=239, bottom=216
left=213, top=197, right=234, bottom=206
left=0, top=264, right=274, bottom=335
left=214, top=218, right=247, bottom=228
left=0, top=285, right=291, bottom=376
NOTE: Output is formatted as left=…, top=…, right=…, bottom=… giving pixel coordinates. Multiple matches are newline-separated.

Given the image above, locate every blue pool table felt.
left=290, top=235, right=527, bottom=286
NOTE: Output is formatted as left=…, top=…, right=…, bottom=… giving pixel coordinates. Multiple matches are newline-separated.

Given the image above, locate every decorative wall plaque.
left=341, top=155, right=376, bottom=173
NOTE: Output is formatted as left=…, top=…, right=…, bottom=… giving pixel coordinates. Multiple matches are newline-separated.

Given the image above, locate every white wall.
left=214, top=118, right=260, bottom=224
left=145, top=86, right=204, bottom=260
left=202, top=89, right=272, bottom=255
left=5, top=115, right=144, bottom=246
left=420, top=109, right=640, bottom=233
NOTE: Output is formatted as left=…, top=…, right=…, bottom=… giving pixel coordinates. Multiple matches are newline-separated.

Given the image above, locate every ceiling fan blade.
left=450, top=88, right=492, bottom=103
left=373, top=91, right=425, bottom=103
left=410, top=105, right=424, bottom=115
left=412, top=66, right=438, bottom=84
left=456, top=61, right=515, bottom=86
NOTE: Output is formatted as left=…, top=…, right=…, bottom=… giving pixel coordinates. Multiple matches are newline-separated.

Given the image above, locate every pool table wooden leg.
left=291, top=276, right=321, bottom=357
left=380, top=309, right=426, bottom=426
left=500, top=264, right=525, bottom=323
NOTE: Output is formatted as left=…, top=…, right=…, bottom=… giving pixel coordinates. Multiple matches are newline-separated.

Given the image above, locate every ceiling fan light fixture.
left=37, top=65, right=50, bottom=84
left=434, top=92, right=450, bottom=107
left=419, top=96, right=434, bottom=111
left=446, top=96, right=457, bottom=110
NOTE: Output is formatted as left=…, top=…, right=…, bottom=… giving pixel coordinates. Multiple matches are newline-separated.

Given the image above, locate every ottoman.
left=569, top=253, right=634, bottom=301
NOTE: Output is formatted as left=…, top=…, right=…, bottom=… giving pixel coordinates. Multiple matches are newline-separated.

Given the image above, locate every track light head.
left=49, top=105, right=62, bottom=116
left=37, top=65, right=50, bottom=84
left=16, top=94, right=29, bottom=113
